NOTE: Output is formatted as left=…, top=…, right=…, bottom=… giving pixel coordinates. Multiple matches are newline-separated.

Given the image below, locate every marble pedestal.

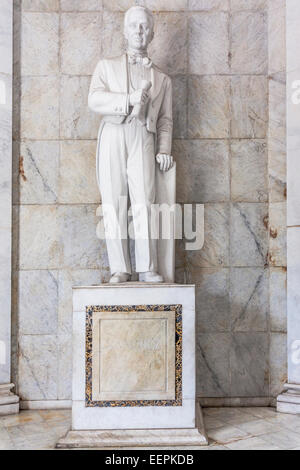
left=58, top=283, right=207, bottom=448
left=0, top=384, right=19, bottom=416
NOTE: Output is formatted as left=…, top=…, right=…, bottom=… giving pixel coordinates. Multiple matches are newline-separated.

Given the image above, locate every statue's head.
left=124, top=6, right=154, bottom=51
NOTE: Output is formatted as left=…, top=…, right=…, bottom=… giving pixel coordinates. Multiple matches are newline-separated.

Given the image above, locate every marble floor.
left=1, top=407, right=300, bottom=450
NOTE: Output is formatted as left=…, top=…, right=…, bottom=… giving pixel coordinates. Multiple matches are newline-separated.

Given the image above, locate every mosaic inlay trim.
left=86, top=304, right=183, bottom=407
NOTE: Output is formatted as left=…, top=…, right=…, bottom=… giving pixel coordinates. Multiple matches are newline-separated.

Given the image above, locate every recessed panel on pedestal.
left=86, top=305, right=182, bottom=407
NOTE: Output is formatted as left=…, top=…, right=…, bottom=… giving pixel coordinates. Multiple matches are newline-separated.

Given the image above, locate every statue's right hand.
left=129, top=89, right=149, bottom=107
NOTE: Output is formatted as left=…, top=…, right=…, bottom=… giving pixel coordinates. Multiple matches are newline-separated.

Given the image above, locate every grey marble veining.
left=18, top=335, right=58, bottom=401
left=230, top=268, right=269, bottom=332
left=15, top=141, right=59, bottom=205
left=231, top=203, right=269, bottom=267
left=197, top=333, right=231, bottom=398
left=231, top=140, right=268, bottom=203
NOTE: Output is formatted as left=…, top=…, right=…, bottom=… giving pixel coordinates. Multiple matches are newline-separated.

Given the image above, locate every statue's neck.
left=127, top=46, right=148, bottom=58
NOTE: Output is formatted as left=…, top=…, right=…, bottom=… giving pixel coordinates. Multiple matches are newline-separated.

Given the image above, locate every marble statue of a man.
left=89, top=6, right=174, bottom=284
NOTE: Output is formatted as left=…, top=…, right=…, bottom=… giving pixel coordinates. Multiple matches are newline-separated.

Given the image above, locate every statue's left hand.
left=156, top=154, right=174, bottom=172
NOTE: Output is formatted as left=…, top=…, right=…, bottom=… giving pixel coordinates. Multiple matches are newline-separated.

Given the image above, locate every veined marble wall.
left=12, top=0, right=287, bottom=405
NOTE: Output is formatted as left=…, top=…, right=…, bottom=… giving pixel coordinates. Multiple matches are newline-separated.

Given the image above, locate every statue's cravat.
left=127, top=54, right=152, bottom=69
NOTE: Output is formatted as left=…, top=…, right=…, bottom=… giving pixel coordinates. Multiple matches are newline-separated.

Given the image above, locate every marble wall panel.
left=269, top=202, right=287, bottom=267
left=18, top=270, right=58, bottom=335
left=270, top=268, right=287, bottom=333
left=231, top=140, right=268, bottom=203
left=101, top=11, right=125, bottom=59
left=103, top=0, right=188, bottom=10
left=230, top=333, right=269, bottom=397
left=57, top=334, right=72, bottom=400
left=16, top=141, right=59, bottom=205
left=58, top=205, right=109, bottom=270
left=270, top=333, right=287, bottom=397
left=230, top=203, right=269, bottom=267
left=61, top=13, right=101, bottom=76
left=189, top=12, right=229, bottom=74
left=186, top=204, right=230, bottom=268
left=268, top=0, right=286, bottom=75
left=18, top=335, right=58, bottom=400
left=60, top=76, right=100, bottom=140
left=20, top=76, right=59, bottom=140
left=197, top=333, right=231, bottom=397
left=192, top=268, right=230, bottom=333
left=189, top=0, right=229, bottom=11
left=231, top=10, right=267, bottom=74
left=188, top=76, right=230, bottom=139
left=22, top=0, right=59, bottom=11
left=61, top=0, right=103, bottom=11
left=269, top=74, right=286, bottom=203
left=231, top=0, right=267, bottom=10
left=143, top=0, right=188, bottom=10
left=172, top=75, right=187, bottom=139
left=149, top=13, right=187, bottom=75
left=59, top=140, right=99, bottom=204
left=18, top=205, right=61, bottom=270
left=58, top=269, right=104, bottom=335
left=230, top=267, right=269, bottom=332
left=231, top=76, right=268, bottom=138
left=21, top=12, right=59, bottom=76
left=174, top=139, right=230, bottom=203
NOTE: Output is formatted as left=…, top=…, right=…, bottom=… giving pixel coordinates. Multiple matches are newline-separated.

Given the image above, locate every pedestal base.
left=0, top=384, right=19, bottom=416
left=277, top=383, right=300, bottom=415
left=57, top=403, right=208, bottom=449
left=57, top=428, right=208, bottom=449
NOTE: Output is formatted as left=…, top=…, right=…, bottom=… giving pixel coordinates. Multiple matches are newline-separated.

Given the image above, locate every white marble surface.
left=0, top=0, right=12, bottom=74
left=0, top=0, right=12, bottom=387
left=287, top=0, right=300, bottom=226
left=278, top=0, right=300, bottom=414
left=287, top=228, right=300, bottom=385
left=72, top=284, right=196, bottom=430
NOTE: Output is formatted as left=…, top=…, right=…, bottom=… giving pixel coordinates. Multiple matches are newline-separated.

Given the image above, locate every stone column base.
left=0, top=384, right=19, bottom=416
left=277, top=383, right=300, bottom=415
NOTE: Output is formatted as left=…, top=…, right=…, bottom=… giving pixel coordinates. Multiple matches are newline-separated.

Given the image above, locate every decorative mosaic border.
left=86, top=304, right=182, bottom=407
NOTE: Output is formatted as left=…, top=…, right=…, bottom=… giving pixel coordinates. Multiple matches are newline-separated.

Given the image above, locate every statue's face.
left=124, top=9, right=154, bottom=51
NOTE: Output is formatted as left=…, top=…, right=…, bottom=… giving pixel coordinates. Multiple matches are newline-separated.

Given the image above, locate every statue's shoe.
left=139, top=272, right=164, bottom=283
left=109, top=272, right=130, bottom=284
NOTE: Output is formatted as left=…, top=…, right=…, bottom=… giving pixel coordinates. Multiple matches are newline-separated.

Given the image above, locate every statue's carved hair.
left=124, top=6, right=154, bottom=31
